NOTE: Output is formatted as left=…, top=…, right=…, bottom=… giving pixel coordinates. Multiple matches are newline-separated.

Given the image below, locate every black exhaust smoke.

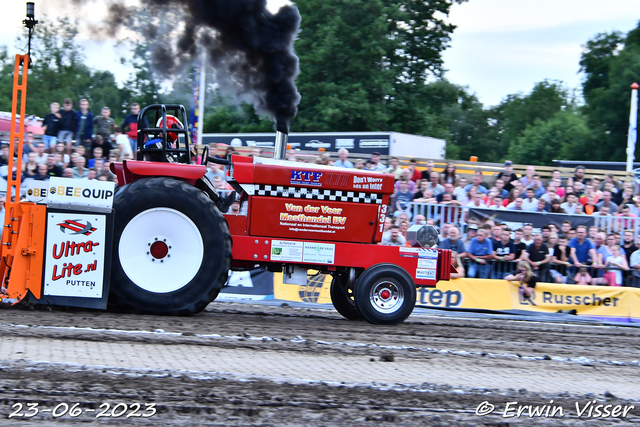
left=98, top=0, right=301, bottom=134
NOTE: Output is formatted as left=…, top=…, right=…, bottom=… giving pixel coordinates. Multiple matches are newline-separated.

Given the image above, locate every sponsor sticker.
left=271, top=240, right=304, bottom=262
left=399, top=247, right=420, bottom=257
left=359, top=138, right=389, bottom=148
left=335, top=138, right=355, bottom=149
left=26, top=180, right=48, bottom=203
left=418, top=248, right=439, bottom=259
left=303, top=242, right=335, bottom=264
left=290, top=170, right=323, bottom=187
left=48, top=177, right=116, bottom=210
left=418, top=258, right=437, bottom=269
left=416, top=268, right=437, bottom=280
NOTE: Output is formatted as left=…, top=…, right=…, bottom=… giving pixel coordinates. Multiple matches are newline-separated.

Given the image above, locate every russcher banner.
left=416, top=279, right=640, bottom=323
left=273, top=273, right=640, bottom=323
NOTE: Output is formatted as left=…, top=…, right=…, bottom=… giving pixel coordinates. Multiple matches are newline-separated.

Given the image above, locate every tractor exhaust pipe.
left=274, top=131, right=288, bottom=160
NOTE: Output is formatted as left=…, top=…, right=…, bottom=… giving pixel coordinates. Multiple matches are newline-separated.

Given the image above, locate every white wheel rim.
left=119, top=208, right=204, bottom=293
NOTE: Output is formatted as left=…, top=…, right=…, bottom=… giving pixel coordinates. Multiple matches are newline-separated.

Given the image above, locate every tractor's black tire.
left=330, top=275, right=362, bottom=320
left=353, top=264, right=416, bottom=325
left=109, top=177, right=232, bottom=315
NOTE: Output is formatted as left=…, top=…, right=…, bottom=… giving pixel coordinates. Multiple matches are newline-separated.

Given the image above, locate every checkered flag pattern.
left=254, top=185, right=382, bottom=204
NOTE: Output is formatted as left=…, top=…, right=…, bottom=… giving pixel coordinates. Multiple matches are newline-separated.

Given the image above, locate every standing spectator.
left=558, top=221, right=572, bottom=239
left=550, top=236, right=573, bottom=284
left=462, top=224, right=478, bottom=248
left=501, top=160, right=519, bottom=185
left=522, top=234, right=551, bottom=274
left=440, top=226, right=466, bottom=254
left=567, top=165, right=587, bottom=187
left=504, top=262, right=537, bottom=298
left=521, top=224, right=534, bottom=246
left=114, top=127, right=132, bottom=160
left=629, top=248, right=640, bottom=288
left=57, top=98, right=77, bottom=154
left=465, top=229, right=494, bottom=279
left=369, top=152, right=386, bottom=172
left=41, top=102, right=61, bottom=151
left=450, top=252, right=466, bottom=279
left=513, top=228, right=527, bottom=259
left=627, top=196, right=640, bottom=217
left=604, top=245, right=628, bottom=286
left=75, top=99, right=94, bottom=150
left=330, top=148, right=351, bottom=168
left=573, top=266, right=593, bottom=286
left=622, top=230, right=638, bottom=270
left=94, top=106, right=116, bottom=143
left=569, top=225, right=596, bottom=268
left=381, top=225, right=407, bottom=246
left=492, top=229, right=516, bottom=279
left=440, top=162, right=458, bottom=186
left=122, top=103, right=148, bottom=155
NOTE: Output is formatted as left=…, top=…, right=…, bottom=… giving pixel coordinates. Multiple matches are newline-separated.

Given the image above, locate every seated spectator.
left=572, top=181, right=585, bottom=198
left=616, top=186, right=634, bottom=208
left=503, top=188, right=521, bottom=207
left=519, top=165, right=536, bottom=188
left=399, top=220, right=410, bottom=240
left=500, top=161, right=519, bottom=188
left=597, top=190, right=619, bottom=213
left=436, top=182, right=457, bottom=203
left=505, top=196, right=525, bottom=211
left=492, top=228, right=516, bottom=279
left=627, top=196, right=640, bottom=217
left=522, top=234, right=551, bottom=273
left=439, top=193, right=460, bottom=222
left=72, top=156, right=89, bottom=178
left=534, top=198, right=548, bottom=213
left=384, top=157, right=402, bottom=179
left=407, top=159, right=422, bottom=182
left=393, top=180, right=414, bottom=219
left=440, top=162, right=458, bottom=186
left=560, top=194, right=578, bottom=214
left=87, top=146, right=104, bottom=168
left=573, top=266, right=593, bottom=286
left=394, top=170, right=417, bottom=192
left=466, top=192, right=487, bottom=208
left=550, top=236, right=573, bottom=284
left=46, top=155, right=62, bottom=177
left=450, top=251, right=465, bottom=279
left=494, top=178, right=509, bottom=198
left=521, top=188, right=538, bottom=211
left=504, top=261, right=537, bottom=298
left=540, top=188, right=559, bottom=204
left=593, top=205, right=612, bottom=217
left=440, top=226, right=465, bottom=254
left=381, top=225, right=407, bottom=246
left=354, top=159, right=365, bottom=169
left=465, top=172, right=488, bottom=194
left=579, top=184, right=599, bottom=205
left=600, top=173, right=620, bottom=193
left=412, top=214, right=426, bottom=226
left=22, top=152, right=38, bottom=178
left=489, top=194, right=504, bottom=209
left=530, top=174, right=546, bottom=198
left=33, top=163, right=50, bottom=181
left=465, top=229, right=493, bottom=278
left=453, top=177, right=468, bottom=204
left=90, top=134, right=112, bottom=160
left=549, top=199, right=565, bottom=213
left=420, top=160, right=435, bottom=180
left=604, top=245, right=628, bottom=286
left=567, top=165, right=587, bottom=187
left=33, top=142, right=48, bottom=164
left=413, top=188, right=436, bottom=204
left=583, top=196, right=599, bottom=215
left=62, top=167, right=74, bottom=178
left=333, top=148, right=353, bottom=168
left=427, top=172, right=444, bottom=196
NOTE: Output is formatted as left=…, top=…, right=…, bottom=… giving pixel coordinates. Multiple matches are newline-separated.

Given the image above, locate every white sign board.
left=270, top=240, right=304, bottom=262
left=302, top=242, right=335, bottom=264
left=47, top=177, right=116, bottom=210
left=25, top=179, right=49, bottom=202
left=43, top=212, right=107, bottom=298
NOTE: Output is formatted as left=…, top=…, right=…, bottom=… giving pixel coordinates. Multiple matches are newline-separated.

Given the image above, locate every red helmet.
left=156, top=115, right=184, bottom=143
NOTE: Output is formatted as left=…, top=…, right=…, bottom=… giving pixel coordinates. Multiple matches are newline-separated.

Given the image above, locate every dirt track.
left=0, top=302, right=639, bottom=426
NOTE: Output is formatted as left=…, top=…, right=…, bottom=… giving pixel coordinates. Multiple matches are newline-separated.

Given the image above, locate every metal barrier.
left=460, top=258, right=640, bottom=287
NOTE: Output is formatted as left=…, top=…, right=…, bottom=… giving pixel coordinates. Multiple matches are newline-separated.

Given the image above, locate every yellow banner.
left=273, top=273, right=640, bottom=323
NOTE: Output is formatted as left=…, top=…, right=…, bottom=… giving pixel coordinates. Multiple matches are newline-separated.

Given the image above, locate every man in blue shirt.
left=568, top=225, right=596, bottom=283
left=440, top=226, right=466, bottom=254
left=466, top=229, right=494, bottom=279
left=332, top=148, right=353, bottom=168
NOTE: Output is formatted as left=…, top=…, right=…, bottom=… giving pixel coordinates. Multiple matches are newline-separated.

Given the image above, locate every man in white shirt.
left=521, top=224, right=535, bottom=246
left=561, top=193, right=579, bottom=214
left=521, top=188, right=539, bottom=212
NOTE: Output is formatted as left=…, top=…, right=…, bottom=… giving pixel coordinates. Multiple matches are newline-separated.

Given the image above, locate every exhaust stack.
left=274, top=131, right=288, bottom=160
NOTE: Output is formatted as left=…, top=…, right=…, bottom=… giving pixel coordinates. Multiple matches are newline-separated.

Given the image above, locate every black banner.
left=468, top=208, right=595, bottom=234
left=202, top=133, right=391, bottom=155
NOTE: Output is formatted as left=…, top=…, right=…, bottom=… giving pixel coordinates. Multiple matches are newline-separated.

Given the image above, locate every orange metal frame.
left=0, top=54, right=46, bottom=304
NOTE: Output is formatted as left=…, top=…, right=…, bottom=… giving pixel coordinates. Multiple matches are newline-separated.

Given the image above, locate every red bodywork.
left=110, top=156, right=450, bottom=286
left=225, top=156, right=449, bottom=286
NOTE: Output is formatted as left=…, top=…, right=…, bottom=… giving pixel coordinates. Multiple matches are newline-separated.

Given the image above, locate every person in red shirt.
left=408, top=159, right=422, bottom=182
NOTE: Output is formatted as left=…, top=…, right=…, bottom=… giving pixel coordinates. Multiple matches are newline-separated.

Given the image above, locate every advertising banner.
left=468, top=208, right=595, bottom=234
left=43, top=212, right=107, bottom=298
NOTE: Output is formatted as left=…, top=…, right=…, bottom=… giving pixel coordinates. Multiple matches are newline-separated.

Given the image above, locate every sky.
left=1, top=0, right=639, bottom=107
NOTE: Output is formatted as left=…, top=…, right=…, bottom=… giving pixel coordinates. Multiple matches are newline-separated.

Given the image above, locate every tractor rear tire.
left=353, top=264, right=416, bottom=325
left=109, top=177, right=232, bottom=315
left=330, top=275, right=361, bottom=320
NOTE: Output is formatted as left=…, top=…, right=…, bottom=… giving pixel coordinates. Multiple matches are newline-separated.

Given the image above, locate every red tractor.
left=105, top=104, right=451, bottom=324
left=0, top=57, right=450, bottom=325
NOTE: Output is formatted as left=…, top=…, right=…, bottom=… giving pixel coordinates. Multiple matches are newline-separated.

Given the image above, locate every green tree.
left=580, top=22, right=640, bottom=161
left=507, top=110, right=593, bottom=165
left=293, top=0, right=465, bottom=134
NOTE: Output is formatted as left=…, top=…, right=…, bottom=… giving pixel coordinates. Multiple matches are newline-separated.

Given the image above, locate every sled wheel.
left=330, top=275, right=361, bottom=320
left=353, top=264, right=416, bottom=325
left=110, top=177, right=232, bottom=315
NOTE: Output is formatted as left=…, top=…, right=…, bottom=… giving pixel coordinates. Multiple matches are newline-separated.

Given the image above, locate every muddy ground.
left=0, top=302, right=639, bottom=426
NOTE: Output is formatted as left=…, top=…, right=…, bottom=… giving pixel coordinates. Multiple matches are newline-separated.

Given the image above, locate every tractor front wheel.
left=353, top=264, right=416, bottom=325
left=110, top=177, right=232, bottom=315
